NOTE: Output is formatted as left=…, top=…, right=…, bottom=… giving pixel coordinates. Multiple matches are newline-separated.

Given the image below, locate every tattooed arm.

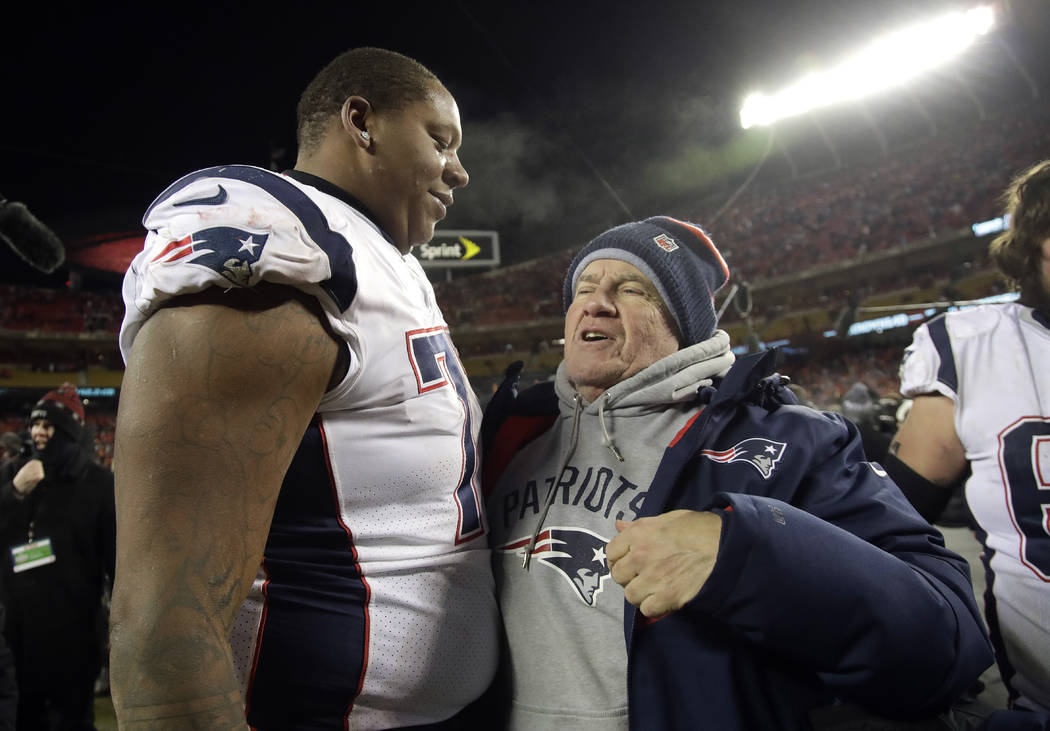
left=109, top=285, right=339, bottom=729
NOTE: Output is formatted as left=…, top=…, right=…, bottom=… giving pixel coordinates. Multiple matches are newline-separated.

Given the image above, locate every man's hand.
left=12, top=460, right=44, bottom=497
left=606, top=509, right=722, bottom=618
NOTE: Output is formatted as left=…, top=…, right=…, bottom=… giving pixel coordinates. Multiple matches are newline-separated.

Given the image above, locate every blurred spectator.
left=782, top=344, right=903, bottom=410
left=0, top=285, right=123, bottom=336
left=0, top=385, right=115, bottom=730
left=0, top=412, right=115, bottom=472
left=0, top=434, right=27, bottom=471
left=785, top=382, right=816, bottom=408
left=0, top=441, right=19, bottom=731
left=840, top=381, right=894, bottom=462
left=0, top=603, right=13, bottom=731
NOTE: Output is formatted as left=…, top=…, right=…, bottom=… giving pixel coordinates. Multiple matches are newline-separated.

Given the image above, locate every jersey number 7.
left=407, top=327, right=485, bottom=545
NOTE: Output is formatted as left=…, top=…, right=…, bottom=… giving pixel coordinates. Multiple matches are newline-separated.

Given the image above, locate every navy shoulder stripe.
left=144, top=165, right=357, bottom=312
left=247, top=419, right=368, bottom=726
left=926, top=315, right=958, bottom=393
left=1034, top=309, right=1050, bottom=330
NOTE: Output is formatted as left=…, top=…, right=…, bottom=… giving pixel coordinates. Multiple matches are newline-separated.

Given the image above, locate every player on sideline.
left=887, top=159, right=1050, bottom=715
left=110, top=48, right=498, bottom=729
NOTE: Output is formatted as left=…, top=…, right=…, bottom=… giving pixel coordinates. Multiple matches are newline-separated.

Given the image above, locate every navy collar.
left=1034, top=309, right=1050, bottom=331
left=282, top=169, right=397, bottom=249
left=709, top=349, right=777, bottom=407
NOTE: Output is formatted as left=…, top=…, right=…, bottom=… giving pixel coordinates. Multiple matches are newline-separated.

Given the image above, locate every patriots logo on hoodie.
left=498, top=527, right=611, bottom=606
left=700, top=437, right=786, bottom=479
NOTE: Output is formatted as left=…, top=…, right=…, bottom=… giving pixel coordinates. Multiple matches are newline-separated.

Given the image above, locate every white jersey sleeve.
left=119, top=164, right=362, bottom=367
left=899, top=315, right=959, bottom=400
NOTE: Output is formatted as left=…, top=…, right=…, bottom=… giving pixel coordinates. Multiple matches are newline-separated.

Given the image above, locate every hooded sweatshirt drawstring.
left=519, top=332, right=735, bottom=570
left=523, top=393, right=583, bottom=569
left=522, top=390, right=622, bottom=569
left=598, top=394, right=625, bottom=463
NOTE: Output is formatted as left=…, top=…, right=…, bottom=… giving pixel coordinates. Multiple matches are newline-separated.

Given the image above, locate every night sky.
left=3, top=0, right=1048, bottom=285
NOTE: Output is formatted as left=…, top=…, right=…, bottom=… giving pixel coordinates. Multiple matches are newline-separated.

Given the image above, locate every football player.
left=887, top=159, right=1050, bottom=714
left=111, top=48, right=498, bottom=729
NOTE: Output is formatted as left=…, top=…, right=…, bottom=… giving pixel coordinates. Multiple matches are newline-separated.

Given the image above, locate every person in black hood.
left=0, top=384, right=115, bottom=731
left=840, top=381, right=894, bottom=463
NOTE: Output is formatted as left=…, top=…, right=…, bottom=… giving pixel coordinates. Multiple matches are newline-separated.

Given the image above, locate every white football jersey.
left=900, top=303, right=1050, bottom=712
left=120, top=165, right=498, bottom=728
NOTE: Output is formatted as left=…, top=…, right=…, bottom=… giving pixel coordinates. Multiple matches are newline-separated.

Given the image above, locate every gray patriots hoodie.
left=487, top=331, right=734, bottom=731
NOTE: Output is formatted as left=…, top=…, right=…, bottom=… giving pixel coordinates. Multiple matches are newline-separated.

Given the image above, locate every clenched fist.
left=13, top=459, right=45, bottom=497
left=606, top=509, right=722, bottom=618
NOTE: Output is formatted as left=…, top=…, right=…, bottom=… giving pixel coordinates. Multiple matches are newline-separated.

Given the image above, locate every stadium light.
left=740, top=5, right=996, bottom=129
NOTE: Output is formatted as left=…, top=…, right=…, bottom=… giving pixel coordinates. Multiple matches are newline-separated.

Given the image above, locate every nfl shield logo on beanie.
left=653, top=234, right=679, bottom=252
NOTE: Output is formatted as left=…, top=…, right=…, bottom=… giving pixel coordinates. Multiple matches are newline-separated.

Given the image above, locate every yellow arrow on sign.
left=459, top=236, right=481, bottom=260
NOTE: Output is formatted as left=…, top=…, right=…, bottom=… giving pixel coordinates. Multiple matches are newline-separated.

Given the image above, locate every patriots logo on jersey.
left=150, top=226, right=270, bottom=288
left=499, top=527, right=611, bottom=606
left=700, top=437, right=787, bottom=479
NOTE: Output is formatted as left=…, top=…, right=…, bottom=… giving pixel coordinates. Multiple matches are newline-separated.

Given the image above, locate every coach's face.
left=564, top=259, right=680, bottom=403
left=366, top=83, right=469, bottom=253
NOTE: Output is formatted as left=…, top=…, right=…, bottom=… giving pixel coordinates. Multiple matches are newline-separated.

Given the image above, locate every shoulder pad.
left=135, top=165, right=358, bottom=311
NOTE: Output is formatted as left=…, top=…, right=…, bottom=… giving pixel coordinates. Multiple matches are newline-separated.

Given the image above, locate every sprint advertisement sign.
left=414, top=230, right=500, bottom=269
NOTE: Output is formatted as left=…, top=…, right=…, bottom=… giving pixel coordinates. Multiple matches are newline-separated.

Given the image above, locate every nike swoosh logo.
left=172, top=185, right=229, bottom=207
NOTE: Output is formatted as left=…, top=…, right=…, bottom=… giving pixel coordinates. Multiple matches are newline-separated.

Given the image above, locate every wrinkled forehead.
left=576, top=258, right=664, bottom=298
left=578, top=258, right=654, bottom=286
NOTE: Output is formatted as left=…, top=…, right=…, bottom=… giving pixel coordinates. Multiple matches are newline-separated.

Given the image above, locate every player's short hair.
left=990, top=159, right=1050, bottom=308
left=296, top=47, right=444, bottom=155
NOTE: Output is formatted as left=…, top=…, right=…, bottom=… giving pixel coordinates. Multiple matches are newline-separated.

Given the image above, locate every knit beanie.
left=563, top=216, right=730, bottom=347
left=29, top=383, right=85, bottom=441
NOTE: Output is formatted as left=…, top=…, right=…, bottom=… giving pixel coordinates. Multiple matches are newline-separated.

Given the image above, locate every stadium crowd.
left=1, top=340, right=907, bottom=473
left=432, top=99, right=1050, bottom=334
left=699, top=102, right=1050, bottom=282
left=5, top=101, right=1048, bottom=473
left=0, top=285, right=123, bottom=335
left=1, top=100, right=1047, bottom=375
left=781, top=343, right=903, bottom=410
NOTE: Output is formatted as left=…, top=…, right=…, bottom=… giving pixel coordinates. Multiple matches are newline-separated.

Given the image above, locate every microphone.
left=0, top=197, right=66, bottom=273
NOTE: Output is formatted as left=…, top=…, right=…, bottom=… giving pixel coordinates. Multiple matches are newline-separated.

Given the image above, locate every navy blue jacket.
left=482, top=351, right=994, bottom=730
